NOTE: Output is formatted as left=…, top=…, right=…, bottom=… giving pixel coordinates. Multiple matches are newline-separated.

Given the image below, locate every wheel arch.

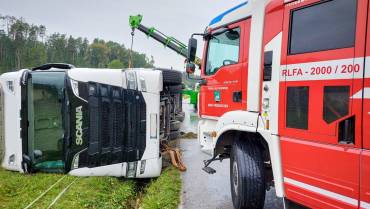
left=214, top=127, right=284, bottom=198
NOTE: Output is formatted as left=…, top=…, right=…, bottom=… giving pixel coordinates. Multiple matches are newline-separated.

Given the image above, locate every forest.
left=0, top=15, right=155, bottom=73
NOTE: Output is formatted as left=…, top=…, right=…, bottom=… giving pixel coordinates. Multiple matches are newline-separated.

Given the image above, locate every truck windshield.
left=27, top=71, right=65, bottom=172
left=205, top=27, right=240, bottom=75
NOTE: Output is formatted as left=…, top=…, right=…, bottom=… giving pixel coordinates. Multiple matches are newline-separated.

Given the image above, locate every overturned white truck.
left=0, top=63, right=184, bottom=178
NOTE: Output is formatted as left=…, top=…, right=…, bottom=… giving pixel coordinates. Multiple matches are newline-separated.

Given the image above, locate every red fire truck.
left=185, top=0, right=370, bottom=208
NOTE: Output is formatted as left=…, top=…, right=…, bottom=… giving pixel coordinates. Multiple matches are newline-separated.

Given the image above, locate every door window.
left=289, top=0, right=357, bottom=55
left=323, top=86, right=350, bottom=123
left=286, top=86, right=309, bottom=129
left=205, top=28, right=241, bottom=75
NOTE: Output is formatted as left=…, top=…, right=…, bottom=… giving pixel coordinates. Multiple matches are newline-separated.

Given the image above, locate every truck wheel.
left=157, top=68, right=182, bottom=86
left=175, top=112, right=185, bottom=122
left=230, top=138, right=266, bottom=209
left=170, top=120, right=181, bottom=131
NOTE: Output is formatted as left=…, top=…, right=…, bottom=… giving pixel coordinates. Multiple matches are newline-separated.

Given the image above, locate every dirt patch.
left=179, top=132, right=197, bottom=139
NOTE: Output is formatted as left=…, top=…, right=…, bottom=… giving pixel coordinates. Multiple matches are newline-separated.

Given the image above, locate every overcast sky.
left=0, top=0, right=244, bottom=70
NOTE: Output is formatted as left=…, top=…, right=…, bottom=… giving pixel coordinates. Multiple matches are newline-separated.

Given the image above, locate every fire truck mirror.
left=263, top=51, right=273, bottom=81
left=187, top=38, right=197, bottom=63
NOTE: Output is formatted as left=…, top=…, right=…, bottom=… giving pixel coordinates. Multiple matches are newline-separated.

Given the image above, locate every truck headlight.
left=126, top=71, right=137, bottom=90
left=72, top=153, right=80, bottom=169
left=150, top=113, right=157, bottom=138
left=140, top=160, right=146, bottom=174
left=70, top=79, right=79, bottom=97
left=126, top=162, right=137, bottom=178
left=140, top=77, right=146, bottom=92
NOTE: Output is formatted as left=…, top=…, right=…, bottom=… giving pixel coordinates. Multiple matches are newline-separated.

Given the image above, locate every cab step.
left=202, top=166, right=216, bottom=174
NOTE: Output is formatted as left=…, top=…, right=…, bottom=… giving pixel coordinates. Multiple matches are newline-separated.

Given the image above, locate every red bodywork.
left=199, top=0, right=370, bottom=208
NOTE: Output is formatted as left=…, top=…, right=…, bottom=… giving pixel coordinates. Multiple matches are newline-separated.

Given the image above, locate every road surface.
left=179, top=138, right=284, bottom=209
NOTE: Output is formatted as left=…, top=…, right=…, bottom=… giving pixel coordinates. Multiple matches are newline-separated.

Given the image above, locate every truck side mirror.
left=186, top=63, right=196, bottom=74
left=187, top=38, right=197, bottom=63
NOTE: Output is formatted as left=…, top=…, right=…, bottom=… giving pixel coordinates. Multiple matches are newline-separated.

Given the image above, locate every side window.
left=289, top=0, right=357, bottom=55
left=205, top=28, right=240, bottom=75
left=323, top=86, right=350, bottom=123
left=286, top=87, right=309, bottom=129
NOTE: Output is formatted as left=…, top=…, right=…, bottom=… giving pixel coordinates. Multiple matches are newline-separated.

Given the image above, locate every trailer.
left=185, top=0, right=370, bottom=208
left=0, top=64, right=183, bottom=178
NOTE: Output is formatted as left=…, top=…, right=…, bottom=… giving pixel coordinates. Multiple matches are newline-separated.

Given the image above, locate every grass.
left=0, top=166, right=182, bottom=209
left=141, top=167, right=182, bottom=209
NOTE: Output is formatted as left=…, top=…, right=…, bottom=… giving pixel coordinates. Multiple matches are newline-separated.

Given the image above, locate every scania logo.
left=75, top=106, right=83, bottom=145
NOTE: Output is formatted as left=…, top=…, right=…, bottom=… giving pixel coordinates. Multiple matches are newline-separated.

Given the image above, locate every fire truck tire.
left=230, top=138, right=266, bottom=209
left=158, top=68, right=182, bottom=86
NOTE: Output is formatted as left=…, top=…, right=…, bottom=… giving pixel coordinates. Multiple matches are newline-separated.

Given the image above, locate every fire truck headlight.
left=150, top=113, right=157, bottom=138
left=263, top=98, right=270, bottom=109
left=126, top=162, right=137, bottom=178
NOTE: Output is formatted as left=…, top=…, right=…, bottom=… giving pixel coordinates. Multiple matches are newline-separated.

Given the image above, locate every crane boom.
left=129, top=15, right=201, bottom=66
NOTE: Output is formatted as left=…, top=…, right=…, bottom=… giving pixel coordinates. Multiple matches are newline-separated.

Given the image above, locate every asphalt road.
left=179, top=138, right=284, bottom=209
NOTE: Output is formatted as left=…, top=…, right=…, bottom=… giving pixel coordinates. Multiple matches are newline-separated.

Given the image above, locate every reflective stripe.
left=361, top=201, right=370, bottom=209
left=352, top=87, right=370, bottom=99
left=280, top=58, right=364, bottom=82
left=284, top=177, right=358, bottom=206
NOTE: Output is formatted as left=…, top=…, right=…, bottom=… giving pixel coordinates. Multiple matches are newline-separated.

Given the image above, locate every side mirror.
left=186, top=63, right=196, bottom=74
left=187, top=38, right=197, bottom=63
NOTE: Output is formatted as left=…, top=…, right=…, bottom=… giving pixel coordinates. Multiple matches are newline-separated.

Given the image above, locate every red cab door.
left=199, top=19, right=250, bottom=118
left=360, top=2, right=370, bottom=208
left=279, top=0, right=367, bottom=208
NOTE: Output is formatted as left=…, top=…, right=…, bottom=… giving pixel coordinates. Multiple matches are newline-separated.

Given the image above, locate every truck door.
left=199, top=19, right=250, bottom=118
left=360, top=2, right=370, bottom=207
left=279, top=0, right=367, bottom=208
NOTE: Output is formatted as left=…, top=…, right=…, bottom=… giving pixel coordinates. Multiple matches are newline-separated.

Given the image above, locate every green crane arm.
left=129, top=15, right=201, bottom=67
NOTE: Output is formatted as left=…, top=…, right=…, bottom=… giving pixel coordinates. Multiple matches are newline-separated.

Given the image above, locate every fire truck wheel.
left=230, top=138, right=266, bottom=209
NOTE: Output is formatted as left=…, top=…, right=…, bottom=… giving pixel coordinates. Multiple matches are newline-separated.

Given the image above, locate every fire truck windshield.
left=26, top=71, right=66, bottom=172
left=205, top=27, right=240, bottom=75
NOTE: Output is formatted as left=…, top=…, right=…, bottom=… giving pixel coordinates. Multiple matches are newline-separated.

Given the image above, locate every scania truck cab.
left=0, top=63, right=183, bottom=178
left=186, top=0, right=370, bottom=208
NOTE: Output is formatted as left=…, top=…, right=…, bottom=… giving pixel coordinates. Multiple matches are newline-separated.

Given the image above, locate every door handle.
left=233, top=91, right=242, bottom=102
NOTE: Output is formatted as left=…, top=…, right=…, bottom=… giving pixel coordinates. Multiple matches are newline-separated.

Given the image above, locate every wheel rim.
left=232, top=160, right=239, bottom=195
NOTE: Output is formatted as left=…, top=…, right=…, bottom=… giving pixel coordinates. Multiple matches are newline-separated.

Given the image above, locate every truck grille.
left=87, top=82, right=146, bottom=168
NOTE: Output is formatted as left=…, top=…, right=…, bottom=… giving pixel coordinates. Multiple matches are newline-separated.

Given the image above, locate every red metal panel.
left=279, top=0, right=367, bottom=207
left=199, top=19, right=251, bottom=117
left=361, top=151, right=370, bottom=206
left=284, top=183, right=357, bottom=209
left=281, top=137, right=360, bottom=200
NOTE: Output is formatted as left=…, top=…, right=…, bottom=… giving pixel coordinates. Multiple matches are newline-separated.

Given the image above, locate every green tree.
left=0, top=15, right=155, bottom=72
left=108, top=59, right=124, bottom=69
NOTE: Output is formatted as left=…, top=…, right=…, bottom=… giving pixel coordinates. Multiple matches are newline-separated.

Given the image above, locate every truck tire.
left=230, top=138, right=266, bottom=209
left=166, top=84, right=183, bottom=94
left=158, top=68, right=182, bottom=86
left=175, top=112, right=185, bottom=122
left=168, top=130, right=180, bottom=141
left=170, top=120, right=181, bottom=131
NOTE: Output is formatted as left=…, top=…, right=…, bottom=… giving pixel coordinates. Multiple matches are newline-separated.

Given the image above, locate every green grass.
left=141, top=167, right=182, bottom=209
left=0, top=166, right=182, bottom=209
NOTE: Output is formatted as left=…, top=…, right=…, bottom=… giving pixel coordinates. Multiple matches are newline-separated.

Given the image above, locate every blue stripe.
left=209, top=1, right=248, bottom=26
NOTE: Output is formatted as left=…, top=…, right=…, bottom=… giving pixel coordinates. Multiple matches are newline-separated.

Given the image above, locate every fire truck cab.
left=189, top=0, right=370, bottom=208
